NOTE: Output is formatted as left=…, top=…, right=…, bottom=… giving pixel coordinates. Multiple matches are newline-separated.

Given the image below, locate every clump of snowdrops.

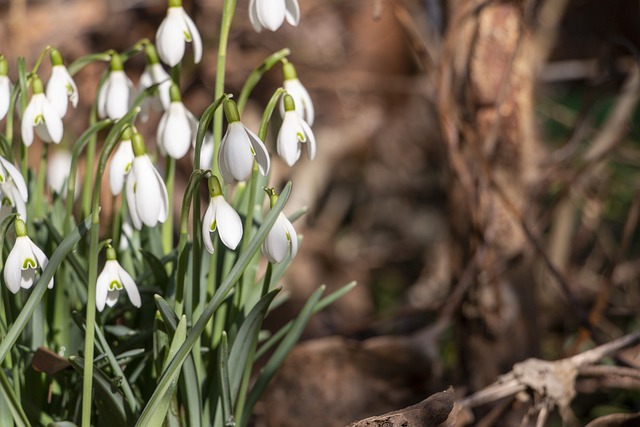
left=0, top=0, right=354, bottom=425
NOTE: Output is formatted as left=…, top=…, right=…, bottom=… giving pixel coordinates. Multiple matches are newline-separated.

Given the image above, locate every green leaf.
left=147, top=314, right=187, bottom=427
left=153, top=295, right=202, bottom=427
left=240, top=285, right=326, bottom=426
left=255, top=281, right=357, bottom=360
left=69, top=356, right=129, bottom=426
left=0, top=215, right=92, bottom=365
left=140, top=249, right=169, bottom=287
left=218, top=332, right=233, bottom=425
left=0, top=368, right=31, bottom=427
left=135, top=182, right=293, bottom=426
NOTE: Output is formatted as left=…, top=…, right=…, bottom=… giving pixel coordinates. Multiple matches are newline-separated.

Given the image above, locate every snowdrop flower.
left=202, top=176, right=243, bottom=254
left=0, top=55, right=10, bottom=121
left=96, top=245, right=141, bottom=311
left=261, top=188, right=298, bottom=264
left=277, top=94, right=316, bottom=166
left=21, top=76, right=63, bottom=146
left=156, top=0, right=202, bottom=67
left=97, top=54, right=134, bottom=120
left=157, top=83, right=197, bottom=159
left=280, top=61, right=314, bottom=126
left=0, top=180, right=27, bottom=222
left=0, top=155, right=28, bottom=204
left=109, top=127, right=135, bottom=196
left=45, top=48, right=78, bottom=118
left=47, top=149, right=79, bottom=198
left=139, top=43, right=172, bottom=120
left=4, top=219, right=51, bottom=293
left=218, top=99, right=270, bottom=182
left=125, top=132, right=169, bottom=229
left=249, top=0, right=300, bottom=32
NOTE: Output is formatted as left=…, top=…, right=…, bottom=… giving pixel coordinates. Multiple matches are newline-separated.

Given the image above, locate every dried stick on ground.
left=347, top=387, right=455, bottom=427
left=459, top=332, right=640, bottom=426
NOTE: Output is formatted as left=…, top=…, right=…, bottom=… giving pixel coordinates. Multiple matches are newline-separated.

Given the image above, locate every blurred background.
left=3, top=0, right=640, bottom=425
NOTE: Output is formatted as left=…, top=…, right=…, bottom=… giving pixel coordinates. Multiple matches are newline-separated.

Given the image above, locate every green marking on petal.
left=125, top=162, right=132, bottom=173
left=66, top=83, right=73, bottom=94
left=209, top=220, right=217, bottom=232
left=249, top=146, right=256, bottom=155
left=22, top=258, right=37, bottom=269
left=0, top=174, right=4, bottom=183
left=285, top=229, right=291, bottom=243
left=2, top=196, right=13, bottom=206
left=34, top=114, right=44, bottom=125
left=183, top=30, right=192, bottom=42
left=297, top=131, right=306, bottom=142
left=109, top=280, right=123, bottom=291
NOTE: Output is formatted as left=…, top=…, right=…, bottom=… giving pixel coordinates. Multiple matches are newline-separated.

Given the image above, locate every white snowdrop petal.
left=284, top=217, right=298, bottom=259
left=21, top=103, right=36, bottom=147
left=106, top=72, right=131, bottom=120
left=41, top=98, right=64, bottom=143
left=183, top=12, right=202, bottom=64
left=0, top=157, right=28, bottom=202
left=0, top=77, right=10, bottom=120
left=300, top=118, right=316, bottom=160
left=151, top=160, right=169, bottom=223
left=262, top=215, right=290, bottom=263
left=215, top=196, right=243, bottom=250
left=118, top=265, right=141, bottom=308
left=133, top=157, right=163, bottom=227
left=156, top=9, right=186, bottom=67
left=30, top=240, right=52, bottom=288
left=284, top=0, right=300, bottom=26
left=96, top=268, right=110, bottom=311
left=126, top=173, right=142, bottom=230
left=248, top=0, right=263, bottom=32
left=218, top=132, right=236, bottom=183
left=257, top=0, right=286, bottom=31
left=198, top=136, right=214, bottom=170
left=277, top=113, right=302, bottom=167
left=4, top=244, right=23, bottom=293
left=244, top=126, right=270, bottom=175
left=162, top=103, right=193, bottom=159
left=222, top=123, right=254, bottom=181
left=202, top=198, right=216, bottom=254
left=46, top=70, right=69, bottom=118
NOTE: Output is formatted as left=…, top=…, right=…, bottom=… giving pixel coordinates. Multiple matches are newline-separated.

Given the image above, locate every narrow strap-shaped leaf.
left=239, top=285, right=326, bottom=426
left=68, top=356, right=129, bottom=426
left=0, top=215, right=92, bottom=364
left=0, top=368, right=30, bottom=427
left=71, top=312, right=139, bottom=414
left=218, top=332, right=233, bottom=425
left=153, top=295, right=202, bottom=427
left=255, top=281, right=357, bottom=360
left=135, top=182, right=292, bottom=426
left=146, top=315, right=187, bottom=427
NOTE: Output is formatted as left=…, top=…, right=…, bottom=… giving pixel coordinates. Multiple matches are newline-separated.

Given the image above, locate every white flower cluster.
left=0, top=0, right=315, bottom=302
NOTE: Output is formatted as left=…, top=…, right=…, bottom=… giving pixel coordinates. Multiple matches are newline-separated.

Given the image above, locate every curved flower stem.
left=237, top=49, right=291, bottom=115
left=64, top=119, right=114, bottom=235
left=81, top=101, right=100, bottom=219
left=33, top=143, right=48, bottom=219
left=30, top=45, right=52, bottom=76
left=163, top=156, right=175, bottom=255
left=81, top=108, right=139, bottom=427
left=213, top=0, right=236, bottom=178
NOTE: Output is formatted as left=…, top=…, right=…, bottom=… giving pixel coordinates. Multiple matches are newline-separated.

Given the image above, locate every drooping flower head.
left=109, top=126, right=135, bottom=196
left=218, top=99, right=270, bottom=182
left=156, top=0, right=202, bottom=67
left=277, top=93, right=316, bottom=167
left=157, top=83, right=196, bottom=159
left=97, top=53, right=134, bottom=120
left=139, top=42, right=172, bottom=120
left=202, top=176, right=243, bottom=254
left=4, top=219, right=52, bottom=293
left=261, top=188, right=298, bottom=264
left=45, top=48, right=78, bottom=118
left=46, top=149, right=77, bottom=197
left=0, top=55, right=10, bottom=121
left=279, top=61, right=314, bottom=126
left=21, top=76, right=63, bottom=146
left=249, top=0, right=300, bottom=33
left=0, top=155, right=28, bottom=221
left=125, top=132, right=169, bottom=229
left=96, top=245, right=141, bottom=311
